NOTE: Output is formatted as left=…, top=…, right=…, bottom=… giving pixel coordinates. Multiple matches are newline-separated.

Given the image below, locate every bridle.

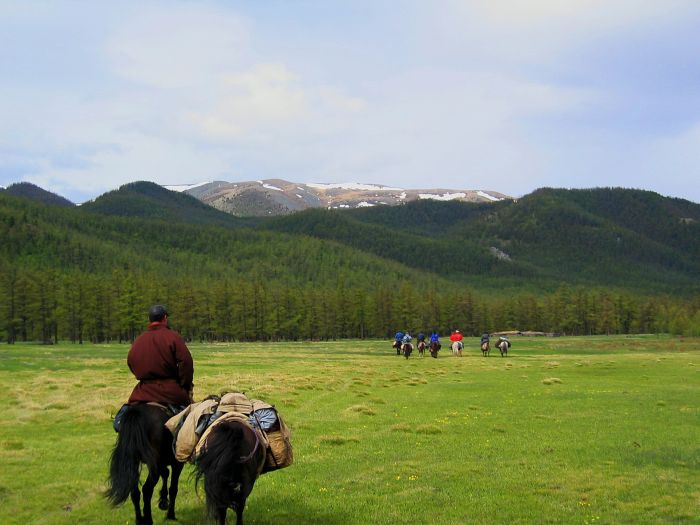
left=235, top=425, right=262, bottom=464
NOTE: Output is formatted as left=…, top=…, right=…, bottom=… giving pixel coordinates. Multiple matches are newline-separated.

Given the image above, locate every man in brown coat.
left=127, top=305, right=194, bottom=406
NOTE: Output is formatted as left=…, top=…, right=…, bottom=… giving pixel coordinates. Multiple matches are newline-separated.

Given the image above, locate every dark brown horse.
left=429, top=341, right=441, bottom=358
left=106, top=404, right=183, bottom=525
left=194, top=417, right=267, bottom=525
left=417, top=340, right=426, bottom=357
left=402, top=342, right=413, bottom=359
left=481, top=341, right=490, bottom=357
left=392, top=340, right=402, bottom=355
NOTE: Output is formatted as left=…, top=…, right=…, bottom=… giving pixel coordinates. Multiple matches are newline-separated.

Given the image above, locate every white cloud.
left=185, top=64, right=307, bottom=141
left=106, top=5, right=250, bottom=88
left=437, top=0, right=700, bottom=63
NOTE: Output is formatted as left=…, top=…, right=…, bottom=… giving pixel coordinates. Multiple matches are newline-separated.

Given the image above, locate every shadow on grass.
left=175, top=492, right=348, bottom=525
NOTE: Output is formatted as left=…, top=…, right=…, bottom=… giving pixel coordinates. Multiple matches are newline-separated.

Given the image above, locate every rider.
left=480, top=333, right=490, bottom=347
left=499, top=335, right=511, bottom=348
left=401, top=332, right=413, bottom=346
left=127, top=305, right=194, bottom=407
left=430, top=330, right=440, bottom=345
left=394, top=330, right=404, bottom=348
left=416, top=332, right=426, bottom=346
left=450, top=329, right=464, bottom=350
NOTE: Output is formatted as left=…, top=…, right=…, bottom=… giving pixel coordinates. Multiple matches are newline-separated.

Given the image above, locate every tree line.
left=2, top=267, right=699, bottom=344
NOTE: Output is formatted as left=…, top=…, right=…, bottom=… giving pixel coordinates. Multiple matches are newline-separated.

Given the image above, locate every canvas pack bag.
left=166, top=392, right=293, bottom=471
left=249, top=398, right=293, bottom=473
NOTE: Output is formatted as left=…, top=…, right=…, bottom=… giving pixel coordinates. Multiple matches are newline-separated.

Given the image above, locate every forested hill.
left=80, top=181, right=260, bottom=228
left=265, top=188, right=700, bottom=293
left=1, top=183, right=699, bottom=343
left=1, top=182, right=75, bottom=208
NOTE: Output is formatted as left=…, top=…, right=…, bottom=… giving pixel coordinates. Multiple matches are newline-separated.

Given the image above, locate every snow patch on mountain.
left=478, top=191, right=501, bottom=202
left=164, top=182, right=212, bottom=192
left=307, top=182, right=403, bottom=191
left=418, top=192, right=467, bottom=201
left=256, top=181, right=283, bottom=191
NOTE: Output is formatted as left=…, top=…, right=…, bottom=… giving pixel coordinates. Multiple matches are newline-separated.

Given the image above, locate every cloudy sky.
left=2, top=1, right=700, bottom=203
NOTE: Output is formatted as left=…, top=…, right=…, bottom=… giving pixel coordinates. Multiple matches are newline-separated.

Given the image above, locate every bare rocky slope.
left=165, top=179, right=510, bottom=217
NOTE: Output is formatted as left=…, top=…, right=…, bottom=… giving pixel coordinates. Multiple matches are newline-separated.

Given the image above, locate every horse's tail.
left=106, top=406, right=155, bottom=506
left=194, top=421, right=250, bottom=515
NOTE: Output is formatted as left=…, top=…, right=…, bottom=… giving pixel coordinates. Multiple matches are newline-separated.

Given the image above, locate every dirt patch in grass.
left=346, top=404, right=377, bottom=416
left=45, top=403, right=70, bottom=410
left=319, top=435, right=360, bottom=446
left=2, top=440, right=24, bottom=450
left=415, top=424, right=442, bottom=434
left=542, top=378, right=562, bottom=385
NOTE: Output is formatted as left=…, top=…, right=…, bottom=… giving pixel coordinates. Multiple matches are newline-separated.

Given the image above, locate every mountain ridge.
left=2, top=180, right=698, bottom=293
left=165, top=179, right=510, bottom=217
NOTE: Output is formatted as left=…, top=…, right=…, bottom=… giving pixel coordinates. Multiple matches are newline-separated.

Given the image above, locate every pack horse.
left=497, top=338, right=511, bottom=357
left=194, top=416, right=267, bottom=525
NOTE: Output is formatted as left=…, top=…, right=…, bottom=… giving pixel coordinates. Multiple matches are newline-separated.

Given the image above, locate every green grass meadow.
left=0, top=336, right=698, bottom=524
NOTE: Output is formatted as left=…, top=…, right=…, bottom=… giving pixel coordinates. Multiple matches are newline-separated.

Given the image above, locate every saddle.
left=112, top=402, right=185, bottom=433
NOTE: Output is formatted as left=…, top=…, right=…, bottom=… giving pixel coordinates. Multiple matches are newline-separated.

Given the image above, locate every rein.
left=236, top=427, right=261, bottom=464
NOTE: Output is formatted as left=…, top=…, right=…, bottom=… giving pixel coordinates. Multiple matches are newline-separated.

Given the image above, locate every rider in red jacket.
left=127, top=305, right=194, bottom=406
left=449, top=330, right=463, bottom=343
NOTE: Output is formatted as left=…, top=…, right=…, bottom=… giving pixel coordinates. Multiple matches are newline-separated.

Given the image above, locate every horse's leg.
left=141, top=467, right=159, bottom=525
left=216, top=506, right=228, bottom=525
left=130, top=487, right=143, bottom=525
left=234, top=498, right=246, bottom=525
left=166, top=462, right=183, bottom=520
left=158, top=465, right=169, bottom=511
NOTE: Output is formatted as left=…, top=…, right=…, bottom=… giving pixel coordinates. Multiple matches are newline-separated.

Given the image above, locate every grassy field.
left=0, top=335, right=698, bottom=524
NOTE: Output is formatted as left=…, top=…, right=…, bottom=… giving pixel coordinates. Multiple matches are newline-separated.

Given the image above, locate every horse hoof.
left=158, top=499, right=169, bottom=511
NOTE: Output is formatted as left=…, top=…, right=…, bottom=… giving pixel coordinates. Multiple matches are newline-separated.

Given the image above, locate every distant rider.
left=450, top=329, right=464, bottom=350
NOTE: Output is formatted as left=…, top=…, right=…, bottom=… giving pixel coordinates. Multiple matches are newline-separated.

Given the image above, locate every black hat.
left=148, top=304, right=168, bottom=322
